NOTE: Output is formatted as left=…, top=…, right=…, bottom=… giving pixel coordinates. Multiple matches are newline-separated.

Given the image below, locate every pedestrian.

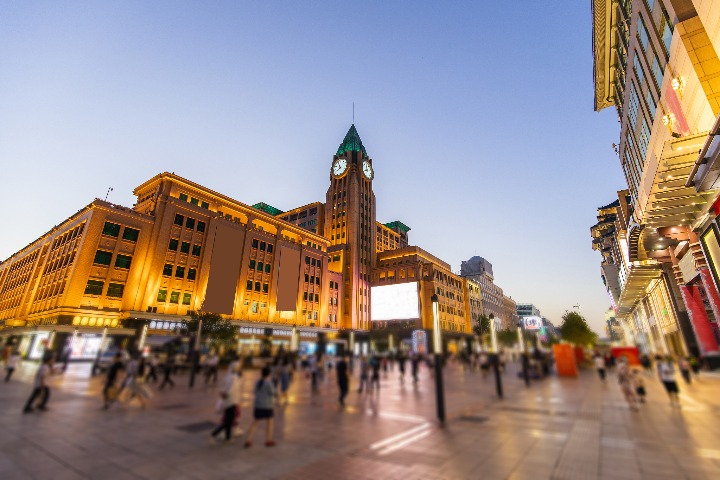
left=617, top=359, right=639, bottom=411
left=594, top=352, right=607, bottom=382
left=397, top=351, right=406, bottom=382
left=381, top=355, right=389, bottom=378
left=205, top=351, right=219, bottom=385
left=279, top=357, right=292, bottom=404
left=103, top=353, right=124, bottom=409
left=308, top=354, right=319, bottom=393
left=244, top=366, right=276, bottom=448
left=357, top=356, right=370, bottom=393
left=480, top=351, right=489, bottom=379
left=146, top=353, right=159, bottom=383
left=632, top=369, right=646, bottom=403
left=678, top=357, right=692, bottom=384
left=159, top=354, right=175, bottom=390
left=659, top=356, right=681, bottom=407
left=209, top=361, right=241, bottom=445
left=640, top=353, right=652, bottom=375
left=411, top=353, right=420, bottom=383
left=5, top=348, right=21, bottom=382
left=124, top=355, right=150, bottom=409
left=336, top=355, right=349, bottom=407
left=370, top=355, right=381, bottom=391
left=23, top=355, right=53, bottom=413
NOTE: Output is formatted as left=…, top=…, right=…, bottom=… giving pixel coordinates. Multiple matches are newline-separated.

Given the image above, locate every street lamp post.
left=518, top=320, right=530, bottom=387
left=189, top=317, right=203, bottom=388
left=431, top=294, right=445, bottom=426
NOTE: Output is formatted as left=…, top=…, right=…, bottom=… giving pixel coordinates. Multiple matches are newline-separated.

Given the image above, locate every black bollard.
left=434, top=352, right=446, bottom=425
left=521, top=353, right=530, bottom=387
left=490, top=353, right=503, bottom=399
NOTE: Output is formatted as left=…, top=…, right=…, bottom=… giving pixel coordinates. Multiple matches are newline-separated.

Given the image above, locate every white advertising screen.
left=523, top=316, right=543, bottom=331
left=371, top=282, right=420, bottom=321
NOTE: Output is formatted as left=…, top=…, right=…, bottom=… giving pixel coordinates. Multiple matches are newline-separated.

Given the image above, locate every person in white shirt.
left=593, top=353, right=607, bottom=382
left=659, top=356, right=680, bottom=407
left=209, top=361, right=241, bottom=444
left=5, top=349, right=21, bottom=382
left=23, top=356, right=53, bottom=413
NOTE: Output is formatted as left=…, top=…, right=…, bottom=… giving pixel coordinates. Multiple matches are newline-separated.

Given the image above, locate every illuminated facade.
left=460, top=256, right=515, bottom=328
left=0, top=124, right=505, bottom=354
left=592, top=0, right=720, bottom=362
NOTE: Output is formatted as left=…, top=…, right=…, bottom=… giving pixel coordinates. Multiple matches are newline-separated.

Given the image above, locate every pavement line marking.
left=376, top=429, right=433, bottom=455
left=679, top=393, right=704, bottom=409
left=369, top=423, right=432, bottom=451
left=369, top=410, right=427, bottom=423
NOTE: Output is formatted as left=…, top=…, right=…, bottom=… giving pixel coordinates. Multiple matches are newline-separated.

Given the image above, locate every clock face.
left=362, top=160, right=373, bottom=179
left=332, top=158, right=347, bottom=176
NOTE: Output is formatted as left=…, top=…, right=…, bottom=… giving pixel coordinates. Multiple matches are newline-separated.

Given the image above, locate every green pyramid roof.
left=336, top=124, right=368, bottom=157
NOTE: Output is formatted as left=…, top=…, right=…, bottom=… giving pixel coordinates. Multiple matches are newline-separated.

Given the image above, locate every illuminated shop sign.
left=238, top=326, right=317, bottom=338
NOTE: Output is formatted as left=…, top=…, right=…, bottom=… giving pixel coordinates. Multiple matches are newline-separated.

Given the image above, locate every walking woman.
left=617, top=358, right=639, bottom=411
left=659, top=356, right=681, bottom=407
left=244, top=366, right=276, bottom=447
left=209, top=361, right=241, bottom=444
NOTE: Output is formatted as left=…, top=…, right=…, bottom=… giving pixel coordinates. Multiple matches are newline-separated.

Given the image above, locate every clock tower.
left=325, top=125, right=376, bottom=331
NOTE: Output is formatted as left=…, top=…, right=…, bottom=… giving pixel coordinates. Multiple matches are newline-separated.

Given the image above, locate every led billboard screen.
left=371, top=282, right=420, bottom=321
left=522, top=316, right=543, bottom=331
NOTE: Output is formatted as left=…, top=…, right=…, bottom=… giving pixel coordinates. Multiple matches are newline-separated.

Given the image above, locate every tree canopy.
left=186, top=311, right=237, bottom=344
left=559, top=311, right=597, bottom=346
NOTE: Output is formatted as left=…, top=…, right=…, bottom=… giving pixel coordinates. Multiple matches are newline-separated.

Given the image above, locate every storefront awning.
left=646, top=134, right=717, bottom=229
left=616, top=263, right=663, bottom=317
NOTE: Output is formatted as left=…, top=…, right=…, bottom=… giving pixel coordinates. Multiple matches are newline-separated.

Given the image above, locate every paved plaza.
left=1, top=359, right=720, bottom=480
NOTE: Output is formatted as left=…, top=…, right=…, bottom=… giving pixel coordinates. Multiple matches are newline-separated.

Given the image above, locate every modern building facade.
left=592, top=0, right=720, bottom=364
left=460, top=256, right=517, bottom=329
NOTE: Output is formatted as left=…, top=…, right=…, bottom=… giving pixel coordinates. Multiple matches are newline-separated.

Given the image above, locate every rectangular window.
left=102, top=222, right=121, bottom=237
left=115, top=254, right=132, bottom=269
left=252, top=239, right=259, bottom=248
left=84, top=280, right=104, bottom=295
left=174, top=214, right=184, bottom=226
left=628, top=84, right=640, bottom=128
left=247, top=280, right=253, bottom=290
left=651, top=55, right=663, bottom=87
left=304, top=292, right=308, bottom=300
left=311, top=258, right=316, bottom=266
left=638, top=17, right=649, bottom=51
left=170, top=291, right=180, bottom=304
left=192, top=245, right=201, bottom=256
left=93, top=250, right=112, bottom=266
left=186, top=217, right=195, bottom=229
left=639, top=119, right=651, bottom=160
left=182, top=293, right=191, bottom=305
left=106, top=283, right=124, bottom=298
left=263, top=283, right=269, bottom=293
left=252, top=302, right=258, bottom=313
left=633, top=55, right=644, bottom=86
left=660, top=11, right=673, bottom=55
left=646, top=90, right=656, bottom=119
left=163, top=263, right=173, bottom=276
left=187, top=268, right=196, bottom=281
left=157, top=289, right=167, bottom=302
left=180, top=242, right=190, bottom=254
left=190, top=197, right=199, bottom=206
left=175, top=266, right=185, bottom=278
left=305, top=274, right=309, bottom=282
left=264, top=264, right=271, bottom=273
left=169, top=239, right=179, bottom=251
left=267, top=244, right=273, bottom=253
left=197, top=221, right=206, bottom=233
left=315, top=277, right=320, bottom=285
left=179, top=193, right=188, bottom=201
left=201, top=201, right=209, bottom=209
left=314, top=294, right=319, bottom=302
left=260, top=241, right=266, bottom=251
left=255, top=282, right=261, bottom=292
left=249, top=259, right=256, bottom=269
left=122, top=227, right=139, bottom=242
left=305, top=256, right=310, bottom=265
left=258, top=261, right=264, bottom=271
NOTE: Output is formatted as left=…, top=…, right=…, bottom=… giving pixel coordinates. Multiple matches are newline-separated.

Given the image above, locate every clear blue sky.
left=0, top=1, right=625, bottom=332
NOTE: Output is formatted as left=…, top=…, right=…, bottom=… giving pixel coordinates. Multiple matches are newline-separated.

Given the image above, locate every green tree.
left=559, top=311, right=598, bottom=346
left=497, top=329, right=518, bottom=348
left=186, top=311, right=238, bottom=347
left=473, top=314, right=491, bottom=338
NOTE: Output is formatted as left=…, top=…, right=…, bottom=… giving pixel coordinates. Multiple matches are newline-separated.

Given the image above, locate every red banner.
left=665, top=84, right=691, bottom=136
left=679, top=284, right=720, bottom=355
left=611, top=346, right=641, bottom=366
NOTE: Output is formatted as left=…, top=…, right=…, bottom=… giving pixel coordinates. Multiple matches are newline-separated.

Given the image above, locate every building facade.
left=460, top=256, right=516, bottom=328
left=592, top=0, right=720, bottom=364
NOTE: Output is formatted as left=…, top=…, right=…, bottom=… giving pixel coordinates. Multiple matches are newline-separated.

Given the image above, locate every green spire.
left=336, top=124, right=368, bottom=157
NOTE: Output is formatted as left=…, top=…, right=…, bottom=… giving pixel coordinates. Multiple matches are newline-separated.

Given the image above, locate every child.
left=244, top=366, right=276, bottom=447
left=632, top=369, right=646, bottom=403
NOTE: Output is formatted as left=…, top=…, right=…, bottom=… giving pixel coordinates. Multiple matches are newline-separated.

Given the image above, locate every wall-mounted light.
left=662, top=113, right=676, bottom=126
left=671, top=76, right=685, bottom=92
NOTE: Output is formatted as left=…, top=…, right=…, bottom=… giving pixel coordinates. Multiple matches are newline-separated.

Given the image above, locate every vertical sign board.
left=553, top=344, right=578, bottom=377
left=202, top=223, right=244, bottom=315
left=276, top=246, right=301, bottom=311
left=412, top=330, right=428, bottom=354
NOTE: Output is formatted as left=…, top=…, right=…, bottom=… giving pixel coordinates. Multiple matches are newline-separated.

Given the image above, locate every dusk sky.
left=0, top=1, right=625, bottom=332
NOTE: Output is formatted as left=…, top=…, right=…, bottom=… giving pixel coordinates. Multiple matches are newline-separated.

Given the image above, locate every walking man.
left=357, top=356, right=370, bottom=393
left=336, top=355, right=349, bottom=407
left=205, top=351, right=220, bottom=385
left=23, top=355, right=53, bottom=413
left=159, top=354, right=175, bottom=390
left=103, top=353, right=124, bottom=409
left=594, top=352, right=607, bottom=382
left=209, top=361, right=241, bottom=444
left=146, top=353, right=159, bottom=383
